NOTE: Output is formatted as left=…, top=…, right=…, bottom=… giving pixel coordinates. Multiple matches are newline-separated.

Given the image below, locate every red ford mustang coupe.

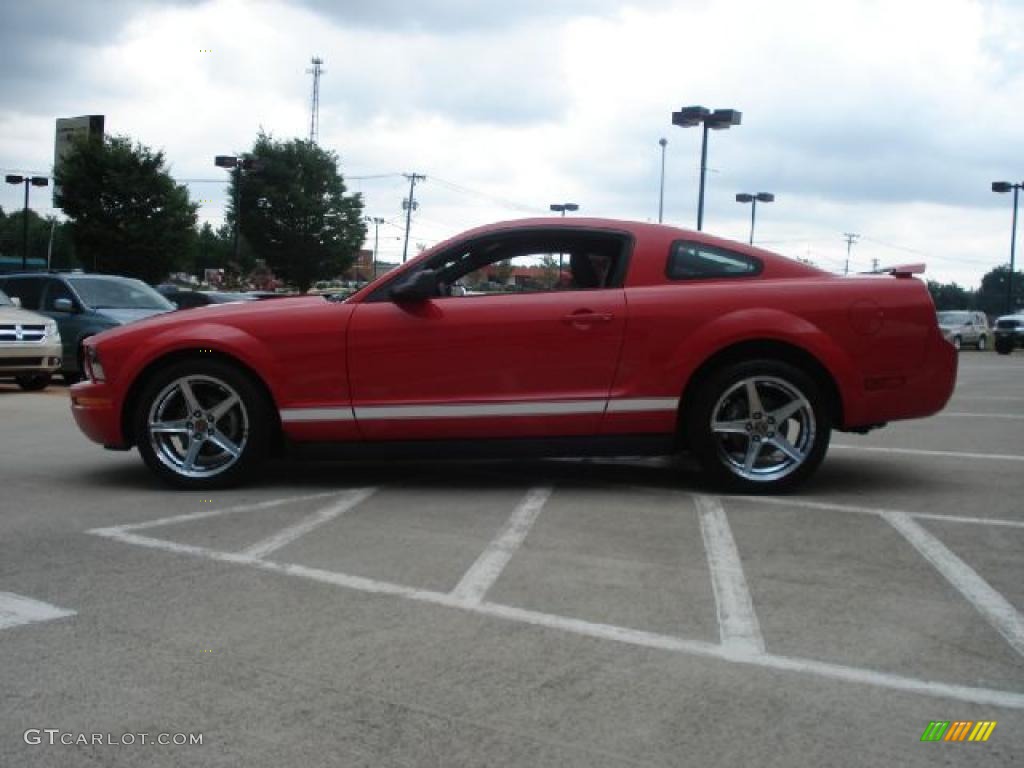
left=70, top=218, right=956, bottom=492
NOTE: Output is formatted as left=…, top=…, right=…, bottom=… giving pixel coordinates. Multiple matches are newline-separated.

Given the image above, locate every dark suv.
left=0, top=272, right=174, bottom=381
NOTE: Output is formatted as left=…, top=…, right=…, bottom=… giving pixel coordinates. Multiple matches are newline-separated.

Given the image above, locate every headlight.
left=84, top=345, right=106, bottom=382
left=46, top=323, right=60, bottom=340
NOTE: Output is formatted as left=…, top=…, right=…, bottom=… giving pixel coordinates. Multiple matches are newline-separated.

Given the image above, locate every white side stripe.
left=280, top=407, right=354, bottom=423
left=281, top=397, right=679, bottom=422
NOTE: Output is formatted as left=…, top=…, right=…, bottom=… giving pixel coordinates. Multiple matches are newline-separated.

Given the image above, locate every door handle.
left=562, top=311, right=614, bottom=324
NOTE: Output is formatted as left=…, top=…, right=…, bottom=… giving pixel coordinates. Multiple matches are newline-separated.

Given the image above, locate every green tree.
left=189, top=221, right=233, bottom=278
left=0, top=206, right=76, bottom=269
left=231, top=132, right=365, bottom=292
left=926, top=280, right=974, bottom=312
left=56, top=134, right=198, bottom=283
left=975, top=265, right=1024, bottom=317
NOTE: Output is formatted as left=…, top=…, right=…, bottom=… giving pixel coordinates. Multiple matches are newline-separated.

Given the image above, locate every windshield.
left=68, top=277, right=174, bottom=310
left=0, top=289, right=11, bottom=306
left=937, top=311, right=970, bottom=324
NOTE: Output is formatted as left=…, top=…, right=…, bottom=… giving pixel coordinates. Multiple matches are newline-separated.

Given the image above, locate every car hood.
left=94, top=307, right=173, bottom=325
left=90, top=295, right=329, bottom=343
left=0, top=305, right=55, bottom=326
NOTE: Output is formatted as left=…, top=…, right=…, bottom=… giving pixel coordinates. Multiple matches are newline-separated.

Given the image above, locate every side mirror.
left=54, top=298, right=75, bottom=313
left=390, top=269, right=438, bottom=302
left=10, top=296, right=21, bottom=308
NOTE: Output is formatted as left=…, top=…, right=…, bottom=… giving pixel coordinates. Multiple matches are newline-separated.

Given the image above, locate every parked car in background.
left=936, top=310, right=990, bottom=350
left=0, top=287, right=62, bottom=390
left=161, top=290, right=257, bottom=310
left=70, top=217, right=956, bottom=493
left=993, top=313, right=1024, bottom=355
left=0, top=272, right=174, bottom=382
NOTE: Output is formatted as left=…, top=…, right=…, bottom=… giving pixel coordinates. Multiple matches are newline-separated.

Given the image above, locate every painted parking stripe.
left=240, top=487, right=377, bottom=559
left=85, top=526, right=1024, bottom=709
left=882, top=511, right=1024, bottom=658
left=938, top=412, right=1024, bottom=420
left=0, top=592, right=75, bottom=631
left=832, top=444, right=1024, bottom=462
left=450, top=486, right=552, bottom=604
left=694, top=495, right=765, bottom=654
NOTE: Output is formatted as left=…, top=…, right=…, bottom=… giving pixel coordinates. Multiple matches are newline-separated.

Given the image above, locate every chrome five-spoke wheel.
left=688, top=359, right=831, bottom=492
left=135, top=359, right=270, bottom=488
left=710, top=376, right=815, bottom=483
left=147, top=375, right=249, bottom=478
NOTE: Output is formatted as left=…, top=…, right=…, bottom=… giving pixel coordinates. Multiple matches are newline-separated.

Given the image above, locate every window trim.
left=365, top=226, right=635, bottom=303
left=665, top=240, right=763, bottom=282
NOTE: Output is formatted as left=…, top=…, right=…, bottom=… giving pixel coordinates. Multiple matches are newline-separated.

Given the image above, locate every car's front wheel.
left=996, top=339, right=1013, bottom=355
left=952, top=335, right=962, bottom=351
left=15, top=373, right=52, bottom=391
left=977, top=334, right=988, bottom=351
left=687, top=360, right=832, bottom=493
left=134, top=359, right=271, bottom=489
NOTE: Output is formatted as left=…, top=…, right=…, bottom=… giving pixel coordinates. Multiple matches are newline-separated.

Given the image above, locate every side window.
left=2, top=277, right=45, bottom=310
left=667, top=241, right=761, bottom=280
left=42, top=279, right=75, bottom=311
left=431, top=231, right=630, bottom=297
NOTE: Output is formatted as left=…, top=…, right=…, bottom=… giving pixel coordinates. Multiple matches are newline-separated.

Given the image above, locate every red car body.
left=70, top=218, right=956, bottom=489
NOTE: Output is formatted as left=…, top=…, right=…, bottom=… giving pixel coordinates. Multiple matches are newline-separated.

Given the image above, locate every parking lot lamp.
left=215, top=155, right=261, bottom=264
left=5, top=174, right=49, bottom=270
left=550, top=203, right=579, bottom=277
left=671, top=106, right=742, bottom=231
left=992, top=181, right=1022, bottom=314
left=658, top=138, right=667, bottom=223
left=365, top=216, right=384, bottom=279
left=735, top=192, right=774, bottom=245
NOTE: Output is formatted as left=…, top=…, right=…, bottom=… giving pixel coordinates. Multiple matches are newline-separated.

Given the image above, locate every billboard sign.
left=53, top=115, right=104, bottom=207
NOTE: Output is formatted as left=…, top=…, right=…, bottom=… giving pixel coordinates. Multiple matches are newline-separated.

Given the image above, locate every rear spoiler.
left=883, top=263, right=925, bottom=278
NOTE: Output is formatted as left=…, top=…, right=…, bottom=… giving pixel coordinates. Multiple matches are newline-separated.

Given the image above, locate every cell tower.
left=306, top=56, right=324, bottom=143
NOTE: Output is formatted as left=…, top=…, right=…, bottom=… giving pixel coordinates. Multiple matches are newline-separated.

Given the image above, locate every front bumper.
left=70, top=380, right=126, bottom=448
left=0, top=340, right=63, bottom=376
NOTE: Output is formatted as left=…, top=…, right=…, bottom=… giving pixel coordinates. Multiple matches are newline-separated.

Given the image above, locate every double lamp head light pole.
left=734, top=192, right=774, bottom=245
left=5, top=174, right=49, bottom=270
left=671, top=106, right=741, bottom=231
left=992, top=180, right=1021, bottom=315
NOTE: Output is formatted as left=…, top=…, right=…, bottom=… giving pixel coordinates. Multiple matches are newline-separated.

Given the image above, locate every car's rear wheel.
left=15, top=373, right=52, bottom=391
left=977, top=335, right=988, bottom=351
left=687, top=360, right=831, bottom=493
left=134, top=359, right=271, bottom=489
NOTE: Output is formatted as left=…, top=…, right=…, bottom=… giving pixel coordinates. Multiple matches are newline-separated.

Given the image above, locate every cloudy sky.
left=1, top=0, right=1022, bottom=285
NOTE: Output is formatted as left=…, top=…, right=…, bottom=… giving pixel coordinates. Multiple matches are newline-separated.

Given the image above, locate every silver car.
left=936, top=310, right=990, bottom=351
left=0, top=288, right=62, bottom=390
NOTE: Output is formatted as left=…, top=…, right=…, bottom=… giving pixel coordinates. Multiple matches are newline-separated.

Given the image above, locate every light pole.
left=365, top=216, right=384, bottom=279
left=992, top=181, right=1022, bottom=314
left=215, top=155, right=260, bottom=263
left=550, top=203, right=579, bottom=278
left=5, top=174, right=49, bottom=270
left=657, top=138, right=667, bottom=223
left=735, top=192, right=774, bottom=245
left=671, top=106, right=741, bottom=231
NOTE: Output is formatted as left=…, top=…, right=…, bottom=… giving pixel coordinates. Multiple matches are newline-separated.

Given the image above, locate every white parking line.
left=240, top=488, right=377, bottom=559
left=85, top=526, right=1024, bottom=709
left=939, top=412, right=1024, bottom=420
left=450, top=486, right=552, bottom=605
left=721, top=495, right=1024, bottom=529
left=950, top=395, right=1024, bottom=402
left=882, top=511, right=1024, bottom=658
left=0, top=592, right=75, bottom=631
left=694, top=495, right=765, bottom=655
left=832, top=444, right=1024, bottom=462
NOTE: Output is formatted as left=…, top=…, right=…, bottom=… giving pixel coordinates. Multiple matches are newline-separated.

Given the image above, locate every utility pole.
left=366, top=216, right=384, bottom=278
left=401, top=173, right=425, bottom=263
left=843, top=232, right=859, bottom=275
left=871, top=257, right=879, bottom=273
left=657, top=138, right=667, bottom=223
left=306, top=56, right=324, bottom=144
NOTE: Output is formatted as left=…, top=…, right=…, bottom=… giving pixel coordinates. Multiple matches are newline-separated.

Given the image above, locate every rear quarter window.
left=667, top=241, right=762, bottom=280
left=0, top=276, right=45, bottom=309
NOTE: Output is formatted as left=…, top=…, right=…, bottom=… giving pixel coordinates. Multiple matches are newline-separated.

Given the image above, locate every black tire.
left=134, top=358, right=272, bottom=489
left=686, top=359, right=832, bottom=493
left=977, top=335, right=987, bottom=351
left=952, top=335, right=962, bottom=351
left=15, top=373, right=52, bottom=391
left=63, top=371, right=83, bottom=385
left=996, top=341, right=1013, bottom=355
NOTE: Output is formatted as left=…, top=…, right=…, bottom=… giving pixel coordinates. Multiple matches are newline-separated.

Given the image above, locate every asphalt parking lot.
left=1, top=352, right=1022, bottom=767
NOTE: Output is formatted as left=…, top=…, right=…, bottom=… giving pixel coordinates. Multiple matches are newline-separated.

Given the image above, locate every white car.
left=936, top=310, right=990, bottom=351
left=0, top=288, right=62, bottom=390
